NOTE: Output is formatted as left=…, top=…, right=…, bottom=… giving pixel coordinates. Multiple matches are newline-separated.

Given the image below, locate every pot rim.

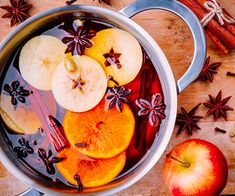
left=0, top=4, right=177, bottom=195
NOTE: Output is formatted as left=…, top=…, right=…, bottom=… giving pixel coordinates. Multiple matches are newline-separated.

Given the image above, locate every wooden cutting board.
left=0, top=0, right=235, bottom=195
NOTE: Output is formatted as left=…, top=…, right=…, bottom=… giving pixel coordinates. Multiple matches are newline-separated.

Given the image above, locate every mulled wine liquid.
left=0, top=18, right=164, bottom=190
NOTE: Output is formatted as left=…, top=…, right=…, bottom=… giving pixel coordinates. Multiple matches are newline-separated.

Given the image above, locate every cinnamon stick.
left=195, top=0, right=235, bottom=36
left=205, top=29, right=230, bottom=54
left=135, top=68, right=149, bottom=152
left=223, top=11, right=235, bottom=36
left=178, top=0, right=235, bottom=49
left=135, top=57, right=155, bottom=152
left=18, top=76, right=68, bottom=152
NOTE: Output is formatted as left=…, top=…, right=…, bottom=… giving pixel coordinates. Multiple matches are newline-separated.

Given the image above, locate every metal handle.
left=119, top=0, right=206, bottom=94
left=19, top=188, right=43, bottom=196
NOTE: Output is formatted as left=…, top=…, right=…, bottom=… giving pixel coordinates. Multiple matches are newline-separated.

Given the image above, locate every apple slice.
left=0, top=89, right=56, bottom=135
left=0, top=95, right=41, bottom=134
left=51, top=55, right=107, bottom=112
left=84, top=28, right=143, bottom=87
left=19, top=35, right=67, bottom=90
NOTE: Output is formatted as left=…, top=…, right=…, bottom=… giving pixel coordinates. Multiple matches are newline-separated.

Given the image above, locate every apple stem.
left=166, top=154, right=191, bottom=168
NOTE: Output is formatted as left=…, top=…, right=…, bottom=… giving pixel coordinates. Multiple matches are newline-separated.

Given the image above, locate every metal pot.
left=0, top=0, right=206, bottom=195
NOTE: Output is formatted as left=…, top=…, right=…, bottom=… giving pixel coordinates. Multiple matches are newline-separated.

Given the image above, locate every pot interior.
left=0, top=6, right=177, bottom=195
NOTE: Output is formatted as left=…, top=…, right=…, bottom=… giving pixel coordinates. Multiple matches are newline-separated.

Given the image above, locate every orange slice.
left=57, top=146, right=126, bottom=188
left=63, top=100, right=135, bottom=159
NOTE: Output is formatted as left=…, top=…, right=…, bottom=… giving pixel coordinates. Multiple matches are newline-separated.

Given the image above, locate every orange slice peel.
left=63, top=100, right=135, bottom=159
left=57, top=146, right=126, bottom=188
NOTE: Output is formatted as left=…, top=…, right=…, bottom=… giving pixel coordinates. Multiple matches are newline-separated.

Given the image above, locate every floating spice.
left=7, top=140, right=13, bottom=148
left=203, top=90, right=233, bottom=121
left=215, top=127, right=227, bottom=134
left=64, top=54, right=77, bottom=73
left=38, top=148, right=65, bottom=175
left=74, top=174, right=83, bottom=192
left=103, top=48, right=122, bottom=69
left=0, top=0, right=32, bottom=27
left=176, top=103, right=203, bottom=135
left=136, top=93, right=166, bottom=127
left=107, top=75, right=119, bottom=86
left=38, top=127, right=44, bottom=134
left=3, top=80, right=32, bottom=106
left=13, top=138, right=34, bottom=158
left=197, top=56, right=221, bottom=83
left=32, top=140, right=37, bottom=145
left=135, top=67, right=153, bottom=152
left=75, top=142, right=87, bottom=148
left=47, top=115, right=68, bottom=152
left=106, top=86, right=131, bottom=112
left=59, top=24, right=96, bottom=55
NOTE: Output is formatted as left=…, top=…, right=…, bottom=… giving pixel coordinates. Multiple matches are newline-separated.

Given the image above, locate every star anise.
left=71, top=76, right=85, bottom=91
left=59, top=23, right=96, bottom=55
left=3, top=80, right=32, bottom=106
left=103, top=48, right=122, bottom=69
left=38, top=148, right=65, bottom=175
left=135, top=93, right=166, bottom=127
left=106, top=86, right=131, bottom=112
left=13, top=138, right=34, bottom=158
left=0, top=0, right=32, bottom=27
left=197, top=56, right=221, bottom=83
left=203, top=90, right=233, bottom=121
left=176, top=103, right=203, bottom=135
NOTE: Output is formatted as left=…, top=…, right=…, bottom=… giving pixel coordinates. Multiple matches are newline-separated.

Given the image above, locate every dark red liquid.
left=0, top=19, right=163, bottom=190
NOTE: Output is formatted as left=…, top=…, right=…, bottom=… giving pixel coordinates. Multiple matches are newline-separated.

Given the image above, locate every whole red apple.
left=162, top=139, right=228, bottom=196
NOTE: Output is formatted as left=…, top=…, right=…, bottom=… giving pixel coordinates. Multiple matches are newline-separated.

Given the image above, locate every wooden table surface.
left=0, top=0, right=235, bottom=195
